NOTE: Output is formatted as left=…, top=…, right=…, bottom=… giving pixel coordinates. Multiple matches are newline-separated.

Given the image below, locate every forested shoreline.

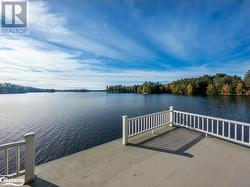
left=0, top=83, right=89, bottom=94
left=106, top=70, right=250, bottom=96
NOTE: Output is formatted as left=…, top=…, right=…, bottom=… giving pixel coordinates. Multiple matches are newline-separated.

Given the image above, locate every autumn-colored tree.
left=221, top=84, right=230, bottom=95
left=186, top=84, right=193, bottom=95
left=236, top=82, right=243, bottom=95
left=206, top=84, right=218, bottom=95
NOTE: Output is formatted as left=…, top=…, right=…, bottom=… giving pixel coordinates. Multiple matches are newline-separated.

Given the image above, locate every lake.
left=0, top=92, right=250, bottom=168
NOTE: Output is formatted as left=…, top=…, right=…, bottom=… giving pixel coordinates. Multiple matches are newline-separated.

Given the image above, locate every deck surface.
left=19, top=127, right=250, bottom=187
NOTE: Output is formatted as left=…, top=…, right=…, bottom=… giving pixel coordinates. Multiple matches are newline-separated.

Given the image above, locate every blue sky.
left=0, top=0, right=250, bottom=89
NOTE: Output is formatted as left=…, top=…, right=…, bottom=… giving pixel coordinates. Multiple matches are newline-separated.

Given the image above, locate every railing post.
left=169, top=106, right=174, bottom=127
left=24, top=133, right=35, bottom=184
left=122, top=116, right=129, bottom=145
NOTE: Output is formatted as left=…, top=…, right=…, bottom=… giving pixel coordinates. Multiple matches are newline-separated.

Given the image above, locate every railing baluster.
left=235, top=124, right=237, bottom=140
left=222, top=121, right=225, bottom=137
left=182, top=113, right=184, bottom=125
left=136, top=119, right=139, bottom=134
left=4, top=148, right=8, bottom=175
left=217, top=120, right=219, bottom=135
left=201, top=117, right=205, bottom=131
left=152, top=115, right=156, bottom=128
left=198, top=116, right=200, bottom=129
left=154, top=115, right=156, bottom=127
left=157, top=115, right=158, bottom=126
left=132, top=120, right=134, bottom=135
left=128, top=121, right=131, bottom=135
left=152, top=115, right=154, bottom=128
left=212, top=119, right=214, bottom=133
left=241, top=125, right=244, bottom=142
left=194, top=116, right=196, bottom=128
left=141, top=118, right=144, bottom=132
left=143, top=117, right=145, bottom=132
left=134, top=120, right=136, bottom=135
left=150, top=116, right=152, bottom=128
left=162, top=113, right=164, bottom=124
left=207, top=118, right=209, bottom=132
left=151, top=115, right=155, bottom=128
left=148, top=116, right=150, bottom=129
left=140, top=118, right=143, bottom=132
left=163, top=113, right=165, bottom=124
left=249, top=126, right=250, bottom=143
left=138, top=119, right=140, bottom=132
left=133, top=120, right=136, bottom=134
left=228, top=123, right=230, bottom=139
left=16, top=146, right=20, bottom=174
left=161, top=114, right=164, bottom=124
left=141, top=118, right=143, bottom=132
left=150, top=116, right=152, bottom=129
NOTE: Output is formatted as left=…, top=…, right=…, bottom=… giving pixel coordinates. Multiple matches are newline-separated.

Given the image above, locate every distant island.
left=0, top=83, right=98, bottom=94
left=106, top=70, right=250, bottom=96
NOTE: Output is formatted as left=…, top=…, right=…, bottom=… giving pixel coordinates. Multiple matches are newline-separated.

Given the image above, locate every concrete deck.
left=21, top=127, right=250, bottom=187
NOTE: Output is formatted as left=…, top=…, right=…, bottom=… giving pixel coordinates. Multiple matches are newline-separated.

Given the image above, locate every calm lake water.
left=0, top=92, right=250, bottom=168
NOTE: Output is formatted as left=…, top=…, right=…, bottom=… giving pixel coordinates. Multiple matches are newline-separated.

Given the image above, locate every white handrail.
left=128, top=110, right=171, bottom=121
left=0, top=133, right=35, bottom=184
left=174, top=110, right=250, bottom=127
left=0, top=140, right=25, bottom=150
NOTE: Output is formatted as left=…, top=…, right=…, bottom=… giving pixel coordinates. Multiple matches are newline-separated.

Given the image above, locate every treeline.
left=106, top=82, right=165, bottom=94
left=0, top=83, right=90, bottom=94
left=0, top=83, right=54, bottom=94
left=106, top=70, right=250, bottom=96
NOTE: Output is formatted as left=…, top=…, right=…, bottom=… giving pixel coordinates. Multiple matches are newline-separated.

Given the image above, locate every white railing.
left=174, top=110, right=250, bottom=146
left=0, top=133, right=35, bottom=183
left=122, top=106, right=250, bottom=147
left=122, top=106, right=173, bottom=145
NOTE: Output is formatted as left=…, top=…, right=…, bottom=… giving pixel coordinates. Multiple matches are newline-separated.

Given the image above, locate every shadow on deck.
left=28, top=177, right=59, bottom=187
left=129, top=128, right=204, bottom=158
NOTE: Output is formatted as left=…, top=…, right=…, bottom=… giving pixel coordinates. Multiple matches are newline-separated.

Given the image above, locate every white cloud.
left=26, top=1, right=154, bottom=61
